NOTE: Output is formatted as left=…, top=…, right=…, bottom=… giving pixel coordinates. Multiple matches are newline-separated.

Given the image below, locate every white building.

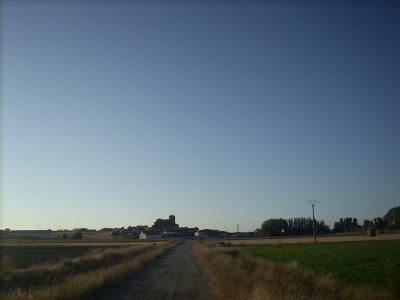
left=139, top=231, right=163, bottom=240
left=194, top=230, right=208, bottom=238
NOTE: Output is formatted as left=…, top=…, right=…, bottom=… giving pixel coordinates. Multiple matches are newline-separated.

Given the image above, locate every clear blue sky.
left=1, top=0, right=399, bottom=231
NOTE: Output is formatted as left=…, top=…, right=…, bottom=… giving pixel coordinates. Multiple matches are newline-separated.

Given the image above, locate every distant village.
left=3, top=205, right=399, bottom=240
left=0, top=214, right=258, bottom=240
left=112, top=215, right=257, bottom=239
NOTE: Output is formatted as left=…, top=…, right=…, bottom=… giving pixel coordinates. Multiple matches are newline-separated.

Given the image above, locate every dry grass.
left=0, top=241, right=177, bottom=300
left=192, top=241, right=396, bottom=300
left=1, top=244, right=155, bottom=291
left=0, top=241, right=168, bottom=268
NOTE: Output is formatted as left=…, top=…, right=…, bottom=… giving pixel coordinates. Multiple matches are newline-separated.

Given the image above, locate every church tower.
left=169, top=215, right=176, bottom=225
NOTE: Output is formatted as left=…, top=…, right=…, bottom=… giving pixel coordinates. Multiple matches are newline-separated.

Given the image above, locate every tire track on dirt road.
left=94, top=241, right=216, bottom=300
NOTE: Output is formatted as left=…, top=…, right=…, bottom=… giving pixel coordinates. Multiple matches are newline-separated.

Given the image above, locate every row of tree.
left=261, top=217, right=330, bottom=236
left=332, top=217, right=361, bottom=232
left=332, top=217, right=389, bottom=232
left=261, top=206, right=400, bottom=236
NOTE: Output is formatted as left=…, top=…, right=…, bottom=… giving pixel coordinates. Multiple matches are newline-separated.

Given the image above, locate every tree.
left=261, top=219, right=286, bottom=236
left=373, top=217, right=386, bottom=230
left=383, top=206, right=400, bottom=229
left=333, top=217, right=362, bottom=233
left=317, top=220, right=330, bottom=233
left=363, top=219, right=371, bottom=229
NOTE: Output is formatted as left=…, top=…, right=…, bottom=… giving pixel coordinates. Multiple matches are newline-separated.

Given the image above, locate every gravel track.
left=95, top=241, right=215, bottom=300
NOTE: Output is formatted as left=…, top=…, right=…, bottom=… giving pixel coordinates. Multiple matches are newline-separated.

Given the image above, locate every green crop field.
left=242, top=240, right=400, bottom=294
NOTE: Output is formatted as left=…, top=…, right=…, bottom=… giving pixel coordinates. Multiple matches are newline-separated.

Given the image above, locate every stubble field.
left=0, top=241, right=167, bottom=268
left=0, top=240, right=175, bottom=300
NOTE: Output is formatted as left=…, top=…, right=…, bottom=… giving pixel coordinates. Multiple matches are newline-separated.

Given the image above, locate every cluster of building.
left=138, top=215, right=199, bottom=239
left=1, top=214, right=258, bottom=240
left=107, top=214, right=259, bottom=240
left=108, top=215, right=195, bottom=239
left=136, top=215, right=258, bottom=239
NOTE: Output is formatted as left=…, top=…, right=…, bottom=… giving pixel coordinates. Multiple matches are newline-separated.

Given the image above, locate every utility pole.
left=307, top=200, right=319, bottom=243
left=237, top=224, right=239, bottom=234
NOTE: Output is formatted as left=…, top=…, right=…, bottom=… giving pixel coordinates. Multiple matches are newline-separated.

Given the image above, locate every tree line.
left=261, top=205, right=400, bottom=236
left=261, top=217, right=329, bottom=236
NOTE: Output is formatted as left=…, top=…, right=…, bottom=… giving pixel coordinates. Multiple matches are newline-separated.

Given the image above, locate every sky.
left=1, top=0, right=400, bottom=231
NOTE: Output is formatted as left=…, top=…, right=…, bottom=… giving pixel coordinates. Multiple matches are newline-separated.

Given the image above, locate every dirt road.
left=95, top=241, right=215, bottom=300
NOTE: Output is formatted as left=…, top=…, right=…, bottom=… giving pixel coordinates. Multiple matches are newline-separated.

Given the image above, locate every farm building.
left=233, top=232, right=258, bottom=238
left=176, top=226, right=198, bottom=237
left=195, top=229, right=229, bottom=238
left=139, top=231, right=163, bottom=240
